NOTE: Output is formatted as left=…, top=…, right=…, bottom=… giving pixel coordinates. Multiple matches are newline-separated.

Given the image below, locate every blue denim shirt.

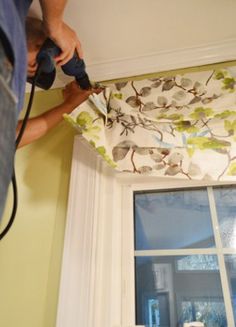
left=0, top=0, right=32, bottom=114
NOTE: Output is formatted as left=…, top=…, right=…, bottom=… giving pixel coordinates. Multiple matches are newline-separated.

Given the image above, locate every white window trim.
left=56, top=136, right=124, bottom=327
left=56, top=135, right=236, bottom=327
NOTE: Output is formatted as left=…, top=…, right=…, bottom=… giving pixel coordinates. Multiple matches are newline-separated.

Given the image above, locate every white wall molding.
left=56, top=136, right=101, bottom=327
left=26, top=38, right=236, bottom=92
left=56, top=136, right=123, bottom=327
left=85, top=38, right=236, bottom=82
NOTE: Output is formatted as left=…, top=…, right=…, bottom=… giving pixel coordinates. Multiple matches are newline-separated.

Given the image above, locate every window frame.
left=56, top=135, right=236, bottom=327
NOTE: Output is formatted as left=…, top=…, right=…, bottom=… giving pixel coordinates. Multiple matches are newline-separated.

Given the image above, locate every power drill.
left=27, top=38, right=91, bottom=90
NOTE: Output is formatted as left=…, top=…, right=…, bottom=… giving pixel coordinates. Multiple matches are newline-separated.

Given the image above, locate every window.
left=56, top=137, right=236, bottom=327
left=132, top=186, right=236, bottom=327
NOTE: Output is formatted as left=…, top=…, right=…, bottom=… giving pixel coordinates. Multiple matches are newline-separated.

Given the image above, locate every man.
left=17, top=16, right=100, bottom=148
left=0, top=1, right=84, bottom=218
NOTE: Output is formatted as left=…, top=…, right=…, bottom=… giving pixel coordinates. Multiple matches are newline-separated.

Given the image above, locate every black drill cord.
left=0, top=170, right=18, bottom=240
left=0, top=65, right=41, bottom=240
left=16, top=66, right=39, bottom=147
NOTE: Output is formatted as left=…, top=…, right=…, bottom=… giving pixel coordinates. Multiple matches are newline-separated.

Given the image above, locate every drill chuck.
left=61, top=53, right=91, bottom=89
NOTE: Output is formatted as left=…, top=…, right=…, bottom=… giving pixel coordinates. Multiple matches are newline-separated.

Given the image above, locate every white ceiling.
left=29, top=0, right=236, bottom=85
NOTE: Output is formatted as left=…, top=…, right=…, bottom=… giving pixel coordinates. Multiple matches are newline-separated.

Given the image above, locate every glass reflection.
left=214, top=186, right=236, bottom=248
left=224, top=255, right=236, bottom=323
left=134, top=189, right=215, bottom=250
left=176, top=254, right=219, bottom=271
left=135, top=256, right=226, bottom=327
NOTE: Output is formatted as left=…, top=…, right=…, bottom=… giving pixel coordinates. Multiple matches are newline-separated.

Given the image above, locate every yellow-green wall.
left=0, top=88, right=75, bottom=327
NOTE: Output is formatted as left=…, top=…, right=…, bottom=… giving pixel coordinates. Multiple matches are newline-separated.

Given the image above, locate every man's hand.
left=39, top=0, right=83, bottom=65
left=44, top=21, right=83, bottom=66
left=62, top=81, right=102, bottom=110
left=17, top=81, right=102, bottom=148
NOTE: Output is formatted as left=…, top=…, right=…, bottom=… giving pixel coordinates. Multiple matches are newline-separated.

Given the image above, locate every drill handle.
left=36, top=38, right=61, bottom=73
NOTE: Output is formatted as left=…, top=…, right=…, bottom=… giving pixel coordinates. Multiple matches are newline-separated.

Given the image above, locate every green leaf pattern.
left=65, top=67, right=236, bottom=180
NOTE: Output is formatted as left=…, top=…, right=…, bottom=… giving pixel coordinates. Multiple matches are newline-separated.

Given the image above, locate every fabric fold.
left=64, top=67, right=236, bottom=180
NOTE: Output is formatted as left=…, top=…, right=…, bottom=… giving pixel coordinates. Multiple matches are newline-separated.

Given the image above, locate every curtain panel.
left=65, top=67, right=236, bottom=181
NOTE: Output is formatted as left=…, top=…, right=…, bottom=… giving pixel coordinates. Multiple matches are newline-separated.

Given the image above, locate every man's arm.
left=39, top=0, right=83, bottom=65
left=17, top=82, right=100, bottom=148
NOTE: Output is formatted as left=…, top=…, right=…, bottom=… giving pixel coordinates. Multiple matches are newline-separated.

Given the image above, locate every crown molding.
left=25, top=38, right=236, bottom=92
left=86, top=38, right=236, bottom=82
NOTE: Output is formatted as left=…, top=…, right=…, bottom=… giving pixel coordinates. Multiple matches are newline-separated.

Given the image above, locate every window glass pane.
left=135, top=256, right=227, bottom=327
left=224, top=254, right=236, bottom=323
left=134, top=189, right=215, bottom=250
left=214, top=186, right=236, bottom=248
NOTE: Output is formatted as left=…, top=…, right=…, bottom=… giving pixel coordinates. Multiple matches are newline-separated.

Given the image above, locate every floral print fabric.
left=65, top=68, right=236, bottom=180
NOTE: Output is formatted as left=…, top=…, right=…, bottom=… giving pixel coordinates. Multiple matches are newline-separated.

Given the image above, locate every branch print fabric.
left=64, top=68, right=236, bottom=180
